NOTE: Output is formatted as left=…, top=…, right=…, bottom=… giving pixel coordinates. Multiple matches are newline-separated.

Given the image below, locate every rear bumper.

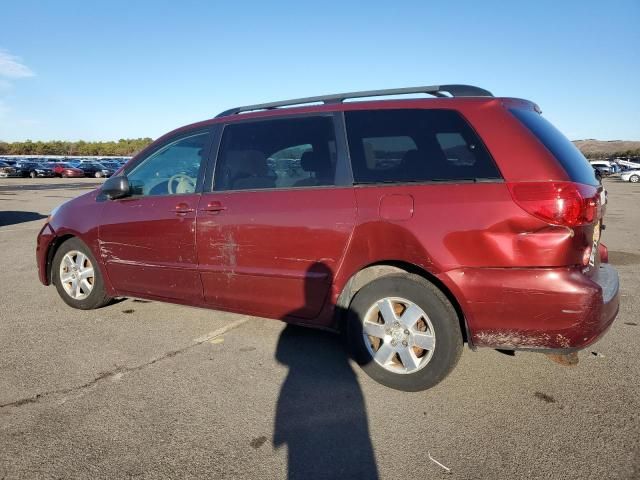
left=442, top=264, right=620, bottom=351
left=36, top=223, right=55, bottom=285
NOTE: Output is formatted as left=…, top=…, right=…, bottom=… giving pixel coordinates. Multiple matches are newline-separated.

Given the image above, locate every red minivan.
left=36, top=85, right=619, bottom=391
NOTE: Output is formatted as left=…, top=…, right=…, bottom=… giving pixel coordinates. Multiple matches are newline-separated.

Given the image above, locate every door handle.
left=174, top=202, right=195, bottom=215
left=200, top=201, right=226, bottom=214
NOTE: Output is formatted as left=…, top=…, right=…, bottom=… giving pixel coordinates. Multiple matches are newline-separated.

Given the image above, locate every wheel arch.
left=46, top=234, right=76, bottom=284
left=334, top=260, right=471, bottom=346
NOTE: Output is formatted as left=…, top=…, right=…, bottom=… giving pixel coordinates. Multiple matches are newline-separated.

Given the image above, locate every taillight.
left=507, top=182, right=600, bottom=226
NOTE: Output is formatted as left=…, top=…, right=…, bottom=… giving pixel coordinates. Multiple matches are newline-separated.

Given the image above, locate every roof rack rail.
left=215, top=84, right=493, bottom=118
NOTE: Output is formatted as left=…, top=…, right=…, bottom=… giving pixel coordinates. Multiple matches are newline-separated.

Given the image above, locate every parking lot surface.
left=1, top=177, right=639, bottom=479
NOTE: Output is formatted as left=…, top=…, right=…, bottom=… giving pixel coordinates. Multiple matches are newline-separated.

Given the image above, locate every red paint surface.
left=196, top=188, right=355, bottom=319
left=98, top=194, right=202, bottom=303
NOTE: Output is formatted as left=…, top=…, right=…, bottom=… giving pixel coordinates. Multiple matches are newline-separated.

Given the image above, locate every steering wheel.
left=168, top=173, right=196, bottom=194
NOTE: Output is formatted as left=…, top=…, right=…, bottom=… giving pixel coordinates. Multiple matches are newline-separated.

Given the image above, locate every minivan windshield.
left=510, top=108, right=598, bottom=186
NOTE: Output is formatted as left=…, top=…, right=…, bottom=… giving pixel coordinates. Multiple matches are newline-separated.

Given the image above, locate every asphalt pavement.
left=0, top=177, right=638, bottom=479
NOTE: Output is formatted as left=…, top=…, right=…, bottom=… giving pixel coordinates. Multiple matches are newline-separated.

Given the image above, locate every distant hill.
left=573, top=139, right=640, bottom=159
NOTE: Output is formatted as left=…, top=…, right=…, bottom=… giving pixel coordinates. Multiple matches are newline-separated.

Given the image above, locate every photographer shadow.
left=273, top=262, right=378, bottom=480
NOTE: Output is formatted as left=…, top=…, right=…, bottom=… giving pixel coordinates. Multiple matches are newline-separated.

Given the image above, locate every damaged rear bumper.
left=443, top=263, right=620, bottom=351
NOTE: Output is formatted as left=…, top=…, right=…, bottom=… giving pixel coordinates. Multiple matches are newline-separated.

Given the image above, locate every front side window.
left=345, top=109, right=501, bottom=184
left=127, top=132, right=209, bottom=196
left=214, top=116, right=337, bottom=191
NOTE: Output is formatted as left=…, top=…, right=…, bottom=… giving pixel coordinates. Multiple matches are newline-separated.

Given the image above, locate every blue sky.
left=1, top=0, right=638, bottom=141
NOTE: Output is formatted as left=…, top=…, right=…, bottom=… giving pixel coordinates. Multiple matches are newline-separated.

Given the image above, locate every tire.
left=630, top=175, right=639, bottom=183
left=52, top=237, right=112, bottom=310
left=29, top=171, right=37, bottom=178
left=347, top=273, right=463, bottom=391
left=95, top=172, right=103, bottom=178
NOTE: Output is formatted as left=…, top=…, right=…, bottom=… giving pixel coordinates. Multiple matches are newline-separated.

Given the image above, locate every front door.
left=99, top=130, right=211, bottom=303
left=196, top=115, right=355, bottom=321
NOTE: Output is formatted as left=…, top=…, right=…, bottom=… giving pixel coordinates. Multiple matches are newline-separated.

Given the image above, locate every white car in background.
left=589, top=160, right=620, bottom=175
left=621, top=170, right=640, bottom=183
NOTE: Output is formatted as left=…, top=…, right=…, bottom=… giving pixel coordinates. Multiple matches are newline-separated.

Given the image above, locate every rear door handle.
left=174, top=202, right=195, bottom=215
left=200, top=201, right=226, bottom=214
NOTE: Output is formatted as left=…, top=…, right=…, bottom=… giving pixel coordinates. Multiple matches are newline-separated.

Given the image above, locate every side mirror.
left=101, top=175, right=130, bottom=199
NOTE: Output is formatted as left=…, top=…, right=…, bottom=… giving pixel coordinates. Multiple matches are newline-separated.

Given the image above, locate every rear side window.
left=510, top=108, right=598, bottom=186
left=345, top=109, right=501, bottom=184
left=214, top=116, right=337, bottom=191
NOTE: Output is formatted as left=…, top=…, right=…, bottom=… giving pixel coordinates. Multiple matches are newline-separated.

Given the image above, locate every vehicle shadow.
left=0, top=211, right=47, bottom=227
left=274, top=263, right=379, bottom=480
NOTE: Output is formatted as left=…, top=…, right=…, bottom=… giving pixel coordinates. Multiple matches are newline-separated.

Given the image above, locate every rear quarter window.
left=345, top=109, right=501, bottom=184
left=510, top=108, right=598, bottom=186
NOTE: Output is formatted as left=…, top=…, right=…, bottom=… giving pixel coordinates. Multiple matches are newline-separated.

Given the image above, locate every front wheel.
left=95, top=171, right=103, bottom=178
left=52, top=237, right=112, bottom=310
left=29, top=171, right=37, bottom=178
left=347, top=274, right=463, bottom=391
left=630, top=174, right=639, bottom=183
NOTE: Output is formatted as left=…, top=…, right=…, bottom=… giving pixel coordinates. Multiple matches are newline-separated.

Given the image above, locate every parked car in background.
left=15, top=161, right=55, bottom=178
left=36, top=84, right=619, bottom=392
left=99, top=160, right=123, bottom=172
left=51, top=162, right=85, bottom=178
left=617, top=159, right=640, bottom=171
left=621, top=169, right=640, bottom=183
left=589, top=161, right=613, bottom=176
left=68, top=161, right=113, bottom=178
left=0, top=161, right=20, bottom=177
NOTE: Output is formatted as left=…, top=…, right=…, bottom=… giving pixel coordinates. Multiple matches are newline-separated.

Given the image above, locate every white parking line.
left=192, top=316, right=251, bottom=343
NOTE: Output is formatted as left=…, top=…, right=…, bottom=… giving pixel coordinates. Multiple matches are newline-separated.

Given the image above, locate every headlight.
left=35, top=169, right=44, bottom=173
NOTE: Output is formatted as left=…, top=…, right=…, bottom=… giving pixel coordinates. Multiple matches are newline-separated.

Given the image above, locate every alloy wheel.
left=59, top=250, right=95, bottom=300
left=362, top=297, right=436, bottom=374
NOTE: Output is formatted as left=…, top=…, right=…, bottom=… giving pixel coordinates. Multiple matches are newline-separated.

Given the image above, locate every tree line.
left=0, top=138, right=154, bottom=157
left=1, top=138, right=638, bottom=160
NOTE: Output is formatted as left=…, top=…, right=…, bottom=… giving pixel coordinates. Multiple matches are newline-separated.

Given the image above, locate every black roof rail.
left=215, top=84, right=493, bottom=118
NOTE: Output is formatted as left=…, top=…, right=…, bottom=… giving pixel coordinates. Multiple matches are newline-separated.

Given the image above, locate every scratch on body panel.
left=474, top=330, right=553, bottom=349
left=221, top=232, right=238, bottom=281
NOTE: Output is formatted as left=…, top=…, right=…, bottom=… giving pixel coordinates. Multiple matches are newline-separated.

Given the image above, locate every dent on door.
left=99, top=195, right=202, bottom=302
left=196, top=189, right=356, bottom=320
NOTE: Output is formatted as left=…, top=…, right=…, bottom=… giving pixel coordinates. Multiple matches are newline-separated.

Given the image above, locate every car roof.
left=132, top=86, right=540, bottom=164
left=155, top=95, right=534, bottom=145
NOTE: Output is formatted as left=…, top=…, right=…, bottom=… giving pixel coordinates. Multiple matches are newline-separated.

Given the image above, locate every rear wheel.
left=630, top=174, right=639, bottom=183
left=347, top=273, right=462, bottom=391
left=52, top=238, right=112, bottom=310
